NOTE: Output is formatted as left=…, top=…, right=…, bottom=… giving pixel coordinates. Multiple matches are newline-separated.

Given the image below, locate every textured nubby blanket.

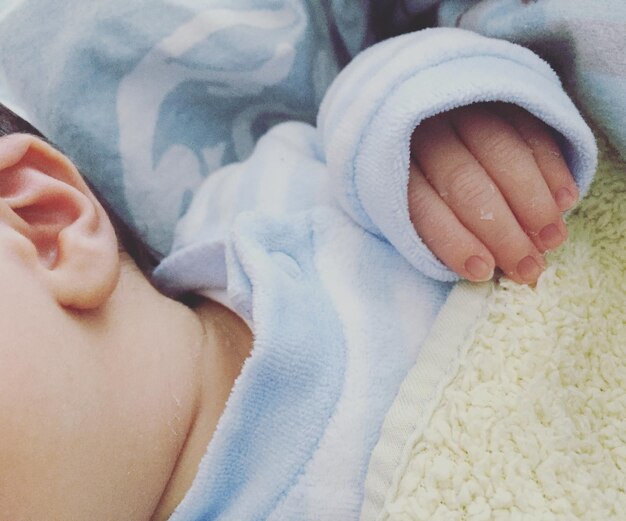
left=363, top=134, right=625, bottom=521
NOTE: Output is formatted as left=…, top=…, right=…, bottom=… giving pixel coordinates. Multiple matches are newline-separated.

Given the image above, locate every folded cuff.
left=318, top=28, right=597, bottom=281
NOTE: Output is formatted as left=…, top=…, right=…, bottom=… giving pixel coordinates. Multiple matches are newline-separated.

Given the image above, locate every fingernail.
left=517, top=255, right=543, bottom=282
left=539, top=222, right=563, bottom=250
left=555, top=187, right=577, bottom=211
left=465, top=256, right=494, bottom=281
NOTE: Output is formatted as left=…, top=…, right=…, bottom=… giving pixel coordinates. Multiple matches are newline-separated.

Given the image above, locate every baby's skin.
left=410, top=102, right=577, bottom=284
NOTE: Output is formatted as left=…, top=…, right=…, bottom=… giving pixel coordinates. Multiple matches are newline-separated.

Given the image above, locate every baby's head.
left=0, top=105, right=241, bottom=519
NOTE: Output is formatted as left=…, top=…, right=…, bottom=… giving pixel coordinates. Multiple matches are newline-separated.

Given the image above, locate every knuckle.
left=485, top=135, right=533, bottom=166
left=485, top=134, right=511, bottom=158
left=447, top=163, right=495, bottom=207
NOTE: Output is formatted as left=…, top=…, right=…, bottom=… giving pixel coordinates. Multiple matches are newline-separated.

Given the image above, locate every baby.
left=0, top=92, right=581, bottom=519
left=0, top=0, right=604, bottom=517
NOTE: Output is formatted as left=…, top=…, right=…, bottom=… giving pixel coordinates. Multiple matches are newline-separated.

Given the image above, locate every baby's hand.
left=409, top=103, right=579, bottom=285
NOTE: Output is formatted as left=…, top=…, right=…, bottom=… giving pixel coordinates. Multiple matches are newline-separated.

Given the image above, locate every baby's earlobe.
left=0, top=134, right=119, bottom=309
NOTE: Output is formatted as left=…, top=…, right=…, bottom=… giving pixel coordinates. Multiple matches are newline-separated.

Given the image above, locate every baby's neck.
left=148, top=297, right=253, bottom=520
left=82, top=254, right=253, bottom=520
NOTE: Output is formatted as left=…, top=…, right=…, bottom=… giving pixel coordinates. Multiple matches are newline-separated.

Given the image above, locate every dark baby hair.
left=0, top=103, right=159, bottom=275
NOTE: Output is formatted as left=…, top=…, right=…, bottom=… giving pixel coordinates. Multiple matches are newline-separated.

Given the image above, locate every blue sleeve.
left=156, top=28, right=596, bottom=297
left=317, top=27, right=597, bottom=281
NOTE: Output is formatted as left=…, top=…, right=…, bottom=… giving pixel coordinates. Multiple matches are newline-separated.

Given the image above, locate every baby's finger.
left=411, top=113, right=545, bottom=284
left=495, top=103, right=579, bottom=211
left=408, top=161, right=495, bottom=282
left=451, top=104, right=567, bottom=254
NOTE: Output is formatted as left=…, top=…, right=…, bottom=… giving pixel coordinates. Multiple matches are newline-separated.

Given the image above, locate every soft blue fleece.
left=0, top=2, right=601, bottom=520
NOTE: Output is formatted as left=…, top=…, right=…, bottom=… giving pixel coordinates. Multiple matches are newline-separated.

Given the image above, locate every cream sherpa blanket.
left=362, top=135, right=625, bottom=521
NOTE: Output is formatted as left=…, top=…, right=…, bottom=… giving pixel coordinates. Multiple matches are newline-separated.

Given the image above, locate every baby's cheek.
left=0, top=332, right=87, bottom=452
left=0, top=307, right=104, bottom=510
left=0, top=356, right=65, bottom=513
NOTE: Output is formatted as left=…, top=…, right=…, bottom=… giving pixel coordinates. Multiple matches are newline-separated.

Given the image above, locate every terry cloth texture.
left=362, top=133, right=626, bottom=521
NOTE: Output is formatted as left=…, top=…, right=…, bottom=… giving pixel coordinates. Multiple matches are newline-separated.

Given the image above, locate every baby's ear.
left=0, top=134, right=119, bottom=309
